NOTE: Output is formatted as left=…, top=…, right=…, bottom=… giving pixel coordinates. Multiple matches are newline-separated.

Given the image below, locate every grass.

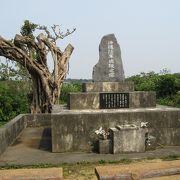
left=1, top=155, right=180, bottom=170
left=161, top=154, right=180, bottom=161
left=0, top=156, right=180, bottom=179
left=0, top=121, right=7, bottom=127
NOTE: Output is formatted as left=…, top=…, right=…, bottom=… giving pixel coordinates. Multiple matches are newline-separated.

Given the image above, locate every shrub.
left=0, top=81, right=30, bottom=122
left=60, top=83, right=82, bottom=104
left=156, top=74, right=178, bottom=98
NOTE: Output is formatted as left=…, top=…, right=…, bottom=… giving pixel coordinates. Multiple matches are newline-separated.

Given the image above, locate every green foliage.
left=60, top=83, right=82, bottom=104
left=156, top=74, right=178, bottom=97
left=127, top=70, right=180, bottom=108
left=161, top=154, right=180, bottom=161
left=157, top=92, right=180, bottom=108
left=0, top=81, right=30, bottom=122
left=0, top=59, right=30, bottom=81
left=20, top=20, right=38, bottom=39
left=127, top=71, right=158, bottom=91
left=0, top=59, right=17, bottom=80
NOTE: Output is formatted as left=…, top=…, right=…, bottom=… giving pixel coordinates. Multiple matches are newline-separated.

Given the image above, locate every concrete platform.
left=82, top=82, right=134, bottom=92
left=0, top=127, right=180, bottom=166
left=51, top=106, right=180, bottom=152
left=68, top=91, right=156, bottom=110
left=0, top=168, right=63, bottom=180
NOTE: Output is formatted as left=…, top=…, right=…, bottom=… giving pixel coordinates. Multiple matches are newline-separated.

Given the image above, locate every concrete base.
left=51, top=106, right=180, bottom=153
left=99, top=139, right=112, bottom=154
left=110, top=126, right=145, bottom=153
left=68, top=91, right=156, bottom=110
left=82, top=82, right=134, bottom=92
left=1, top=127, right=180, bottom=166
left=146, top=135, right=157, bottom=151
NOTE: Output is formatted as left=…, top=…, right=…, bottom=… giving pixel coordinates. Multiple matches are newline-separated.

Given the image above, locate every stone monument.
left=93, top=34, right=125, bottom=82
left=52, top=34, right=160, bottom=153
left=67, top=33, right=155, bottom=110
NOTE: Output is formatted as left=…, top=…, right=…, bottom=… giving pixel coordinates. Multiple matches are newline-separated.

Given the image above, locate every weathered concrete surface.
left=0, top=127, right=180, bottom=166
left=25, top=114, right=51, bottom=127
left=129, top=91, right=156, bottom=108
left=0, top=114, right=26, bottom=155
left=95, top=160, right=180, bottom=180
left=68, top=92, right=99, bottom=109
left=52, top=107, right=180, bottom=152
left=99, top=139, right=112, bottom=154
left=0, top=168, right=63, bottom=180
left=68, top=91, right=156, bottom=110
left=52, top=104, right=67, bottom=113
left=82, top=82, right=134, bottom=92
left=110, top=126, right=145, bottom=153
left=93, top=34, right=125, bottom=82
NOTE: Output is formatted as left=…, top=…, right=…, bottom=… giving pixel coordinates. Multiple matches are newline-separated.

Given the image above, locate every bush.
left=0, top=81, right=30, bottom=122
left=156, top=74, right=178, bottom=98
left=127, top=71, right=180, bottom=108
left=60, top=82, right=82, bottom=104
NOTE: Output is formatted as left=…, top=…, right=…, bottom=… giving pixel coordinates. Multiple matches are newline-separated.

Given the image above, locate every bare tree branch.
left=37, top=25, right=76, bottom=42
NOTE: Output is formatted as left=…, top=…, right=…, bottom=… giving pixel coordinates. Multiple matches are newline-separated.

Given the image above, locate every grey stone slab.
left=99, top=139, right=112, bottom=154
left=129, top=91, right=156, bottom=108
left=93, top=34, right=125, bottom=82
left=68, top=92, right=99, bottom=110
left=110, top=127, right=146, bottom=153
left=82, top=82, right=134, bottom=92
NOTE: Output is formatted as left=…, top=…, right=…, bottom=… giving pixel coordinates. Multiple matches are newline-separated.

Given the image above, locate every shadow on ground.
left=11, top=127, right=52, bottom=152
left=39, top=128, right=52, bottom=152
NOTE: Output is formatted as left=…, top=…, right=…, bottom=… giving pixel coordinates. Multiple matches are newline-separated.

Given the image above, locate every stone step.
left=52, top=104, right=68, bottom=113
left=0, top=168, right=63, bottom=180
left=82, top=82, right=134, bottom=92
left=95, top=160, right=180, bottom=180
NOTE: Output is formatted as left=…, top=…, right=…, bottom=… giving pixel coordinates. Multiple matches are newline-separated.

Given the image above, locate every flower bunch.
left=95, top=127, right=109, bottom=140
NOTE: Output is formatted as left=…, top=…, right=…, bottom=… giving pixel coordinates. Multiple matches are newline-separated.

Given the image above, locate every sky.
left=0, top=0, right=180, bottom=79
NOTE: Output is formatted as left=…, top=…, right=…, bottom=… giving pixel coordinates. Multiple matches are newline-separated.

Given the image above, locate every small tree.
left=156, top=74, right=178, bottom=97
left=0, top=20, right=75, bottom=113
left=0, top=58, right=30, bottom=81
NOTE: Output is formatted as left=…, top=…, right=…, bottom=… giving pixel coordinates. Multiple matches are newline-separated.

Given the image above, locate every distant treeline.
left=126, top=71, right=180, bottom=107
left=64, top=78, right=92, bottom=83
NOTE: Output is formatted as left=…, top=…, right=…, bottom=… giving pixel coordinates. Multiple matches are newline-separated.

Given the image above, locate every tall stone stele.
left=93, top=34, right=125, bottom=82
left=67, top=34, right=156, bottom=110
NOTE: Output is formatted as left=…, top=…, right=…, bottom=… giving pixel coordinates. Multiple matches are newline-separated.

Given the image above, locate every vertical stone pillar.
left=93, top=34, right=125, bottom=82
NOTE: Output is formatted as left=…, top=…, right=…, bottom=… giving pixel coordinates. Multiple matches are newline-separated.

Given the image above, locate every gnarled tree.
left=0, top=20, right=75, bottom=113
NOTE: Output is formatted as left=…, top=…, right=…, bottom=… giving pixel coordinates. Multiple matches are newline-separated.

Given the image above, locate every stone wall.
left=0, top=114, right=51, bottom=156
left=1, top=107, right=180, bottom=155
left=25, top=114, right=51, bottom=127
left=51, top=108, right=180, bottom=152
left=0, top=114, right=26, bottom=155
left=129, top=91, right=156, bottom=108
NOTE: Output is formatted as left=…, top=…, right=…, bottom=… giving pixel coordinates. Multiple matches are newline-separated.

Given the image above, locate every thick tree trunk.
left=0, top=31, right=74, bottom=113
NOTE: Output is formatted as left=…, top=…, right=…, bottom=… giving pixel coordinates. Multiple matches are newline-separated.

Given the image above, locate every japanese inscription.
left=108, top=41, right=115, bottom=78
